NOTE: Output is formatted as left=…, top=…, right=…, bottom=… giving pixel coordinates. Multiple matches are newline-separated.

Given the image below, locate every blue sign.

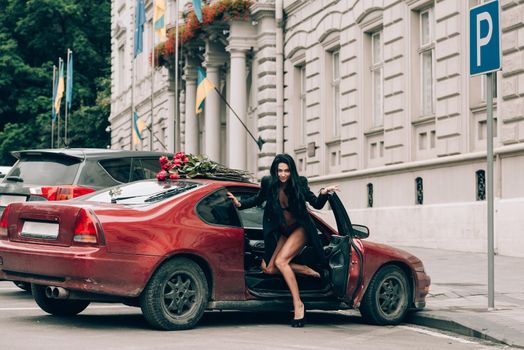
left=470, top=0, right=501, bottom=76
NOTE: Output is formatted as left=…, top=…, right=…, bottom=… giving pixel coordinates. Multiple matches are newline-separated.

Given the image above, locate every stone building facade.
left=110, top=0, right=524, bottom=257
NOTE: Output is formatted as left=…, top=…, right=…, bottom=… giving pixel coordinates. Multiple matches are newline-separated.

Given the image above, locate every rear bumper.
left=0, top=240, right=160, bottom=297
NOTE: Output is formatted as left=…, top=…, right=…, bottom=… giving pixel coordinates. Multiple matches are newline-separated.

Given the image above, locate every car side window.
left=77, top=161, right=120, bottom=189
left=99, top=158, right=132, bottom=183
left=196, top=188, right=241, bottom=228
left=130, top=158, right=146, bottom=181
left=231, top=191, right=264, bottom=229
left=139, top=158, right=163, bottom=179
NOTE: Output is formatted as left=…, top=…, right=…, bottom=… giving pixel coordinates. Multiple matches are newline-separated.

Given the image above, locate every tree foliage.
left=0, top=0, right=110, bottom=165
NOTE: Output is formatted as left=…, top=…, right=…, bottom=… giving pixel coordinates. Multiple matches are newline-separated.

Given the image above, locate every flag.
left=54, top=59, right=64, bottom=116
left=195, top=67, right=215, bottom=114
left=65, top=51, right=73, bottom=110
left=153, top=0, right=166, bottom=42
left=134, top=0, right=146, bottom=57
left=51, top=66, right=58, bottom=121
left=193, top=0, right=203, bottom=23
left=132, top=112, right=147, bottom=145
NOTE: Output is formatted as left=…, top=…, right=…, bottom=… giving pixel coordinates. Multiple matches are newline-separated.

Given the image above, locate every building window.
left=118, top=44, right=125, bottom=93
left=415, top=177, right=424, bottom=205
left=371, top=31, right=383, bottom=127
left=367, top=183, right=374, bottom=208
left=331, top=50, right=341, bottom=137
left=419, top=7, right=435, bottom=116
left=299, top=65, right=307, bottom=144
left=476, top=170, right=486, bottom=201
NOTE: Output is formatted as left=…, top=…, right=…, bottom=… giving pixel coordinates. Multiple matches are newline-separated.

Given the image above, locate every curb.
left=407, top=312, right=524, bottom=349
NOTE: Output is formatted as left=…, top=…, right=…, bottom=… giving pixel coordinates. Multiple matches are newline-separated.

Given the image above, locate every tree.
left=0, top=0, right=111, bottom=165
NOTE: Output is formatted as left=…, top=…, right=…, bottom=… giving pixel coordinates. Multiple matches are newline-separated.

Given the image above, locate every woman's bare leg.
left=261, top=235, right=286, bottom=274
left=261, top=235, right=320, bottom=278
left=274, top=227, right=309, bottom=320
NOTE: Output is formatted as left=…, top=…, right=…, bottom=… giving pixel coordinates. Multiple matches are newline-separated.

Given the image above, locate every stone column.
left=227, top=48, right=248, bottom=170
left=184, top=64, right=198, bottom=154
left=204, top=41, right=226, bottom=162
left=227, top=21, right=257, bottom=170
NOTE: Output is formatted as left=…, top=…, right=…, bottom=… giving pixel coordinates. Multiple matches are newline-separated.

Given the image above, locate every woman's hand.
left=227, top=192, right=241, bottom=208
left=320, top=185, right=339, bottom=196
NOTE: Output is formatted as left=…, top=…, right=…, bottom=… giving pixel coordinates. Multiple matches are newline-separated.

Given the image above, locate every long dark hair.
left=269, top=154, right=305, bottom=214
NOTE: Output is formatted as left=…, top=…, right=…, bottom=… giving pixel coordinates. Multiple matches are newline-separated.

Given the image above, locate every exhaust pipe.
left=45, top=286, right=70, bottom=299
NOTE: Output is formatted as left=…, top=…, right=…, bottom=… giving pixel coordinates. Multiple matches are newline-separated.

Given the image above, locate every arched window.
left=476, top=170, right=486, bottom=201
left=415, top=177, right=423, bottom=205
left=367, top=183, right=373, bottom=208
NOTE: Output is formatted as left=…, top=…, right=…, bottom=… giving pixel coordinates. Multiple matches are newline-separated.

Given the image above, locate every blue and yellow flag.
left=132, top=112, right=147, bottom=145
left=195, top=67, right=215, bottom=114
left=193, top=0, right=203, bottom=23
left=153, top=0, right=166, bottom=42
left=54, top=58, right=64, bottom=116
left=134, top=0, right=146, bottom=57
left=65, top=50, right=73, bottom=110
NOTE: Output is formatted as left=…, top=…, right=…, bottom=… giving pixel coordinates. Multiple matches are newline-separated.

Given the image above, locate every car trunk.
left=7, top=202, right=83, bottom=247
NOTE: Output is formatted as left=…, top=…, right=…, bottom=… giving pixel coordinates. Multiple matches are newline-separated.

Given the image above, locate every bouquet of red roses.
left=156, top=152, right=252, bottom=182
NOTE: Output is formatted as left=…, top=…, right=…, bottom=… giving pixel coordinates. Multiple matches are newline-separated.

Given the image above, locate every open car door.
left=326, top=193, right=354, bottom=297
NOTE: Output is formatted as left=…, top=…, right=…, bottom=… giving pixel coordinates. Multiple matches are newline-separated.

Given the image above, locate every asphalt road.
left=0, top=281, right=509, bottom=350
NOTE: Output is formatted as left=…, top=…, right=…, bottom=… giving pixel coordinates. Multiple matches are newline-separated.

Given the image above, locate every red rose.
left=169, top=172, right=180, bottom=180
left=156, top=170, right=168, bottom=181
left=183, top=157, right=189, bottom=164
left=159, top=156, right=169, bottom=165
left=175, top=151, right=185, bottom=159
left=174, top=159, right=182, bottom=167
left=161, top=163, right=171, bottom=170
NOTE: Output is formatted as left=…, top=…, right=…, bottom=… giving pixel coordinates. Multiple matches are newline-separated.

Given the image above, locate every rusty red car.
left=0, top=178, right=430, bottom=330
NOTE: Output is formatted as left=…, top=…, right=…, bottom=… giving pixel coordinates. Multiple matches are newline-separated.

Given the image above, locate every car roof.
left=11, top=148, right=173, bottom=161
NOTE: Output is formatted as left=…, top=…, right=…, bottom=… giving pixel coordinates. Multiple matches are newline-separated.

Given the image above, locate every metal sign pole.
left=486, top=71, right=495, bottom=309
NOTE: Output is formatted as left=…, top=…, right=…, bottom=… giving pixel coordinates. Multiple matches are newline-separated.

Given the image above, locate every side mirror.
left=351, top=224, right=369, bottom=239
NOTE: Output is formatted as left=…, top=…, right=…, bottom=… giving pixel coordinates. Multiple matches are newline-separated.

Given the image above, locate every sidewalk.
left=401, top=246, right=524, bottom=348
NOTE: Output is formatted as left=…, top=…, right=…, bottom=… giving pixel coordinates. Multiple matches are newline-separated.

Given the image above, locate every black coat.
left=239, top=175, right=329, bottom=265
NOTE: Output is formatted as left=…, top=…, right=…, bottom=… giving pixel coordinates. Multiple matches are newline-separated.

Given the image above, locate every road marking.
left=399, top=325, right=478, bottom=344
left=0, top=305, right=130, bottom=311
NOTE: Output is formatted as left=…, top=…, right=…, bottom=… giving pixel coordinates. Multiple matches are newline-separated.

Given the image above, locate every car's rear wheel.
left=13, top=281, right=31, bottom=292
left=32, top=284, right=90, bottom=316
left=359, top=265, right=409, bottom=325
left=140, top=258, right=209, bottom=330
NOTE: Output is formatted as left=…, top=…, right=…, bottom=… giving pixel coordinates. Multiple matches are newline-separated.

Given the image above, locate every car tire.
left=359, top=265, right=410, bottom=325
left=13, top=281, right=32, bottom=292
left=32, top=284, right=90, bottom=316
left=140, top=258, right=209, bottom=331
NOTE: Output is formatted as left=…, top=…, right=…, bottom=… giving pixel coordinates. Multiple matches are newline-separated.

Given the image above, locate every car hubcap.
left=163, top=274, right=197, bottom=316
left=378, top=276, right=404, bottom=316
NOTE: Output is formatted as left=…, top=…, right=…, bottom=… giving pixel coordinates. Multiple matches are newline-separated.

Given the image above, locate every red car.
left=0, top=178, right=430, bottom=330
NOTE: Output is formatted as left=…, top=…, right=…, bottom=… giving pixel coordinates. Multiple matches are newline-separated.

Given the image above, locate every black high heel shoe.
left=291, top=306, right=306, bottom=328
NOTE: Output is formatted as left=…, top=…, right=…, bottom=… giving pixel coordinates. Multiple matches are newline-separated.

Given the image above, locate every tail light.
left=73, top=208, right=99, bottom=244
left=40, top=185, right=96, bottom=201
left=0, top=205, right=10, bottom=239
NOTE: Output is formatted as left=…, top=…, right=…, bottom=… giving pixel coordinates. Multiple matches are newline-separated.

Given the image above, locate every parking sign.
left=470, top=0, right=501, bottom=76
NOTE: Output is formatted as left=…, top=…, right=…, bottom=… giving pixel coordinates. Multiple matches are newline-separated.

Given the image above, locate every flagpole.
left=213, top=86, right=265, bottom=151
left=150, top=8, right=155, bottom=152
left=51, top=65, right=57, bottom=149
left=57, top=57, right=63, bottom=149
left=174, top=0, right=179, bottom=151
left=64, top=49, right=71, bottom=147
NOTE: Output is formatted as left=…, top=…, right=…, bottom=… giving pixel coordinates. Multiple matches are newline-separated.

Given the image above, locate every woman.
left=227, top=154, right=338, bottom=327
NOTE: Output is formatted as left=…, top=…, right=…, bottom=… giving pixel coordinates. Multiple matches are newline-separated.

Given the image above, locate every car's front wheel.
left=359, top=265, right=410, bottom=325
left=32, top=284, right=90, bottom=316
left=140, top=258, right=209, bottom=330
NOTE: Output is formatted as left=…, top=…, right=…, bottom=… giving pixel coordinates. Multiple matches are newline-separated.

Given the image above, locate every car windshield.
left=8, top=156, right=81, bottom=185
left=82, top=179, right=201, bottom=205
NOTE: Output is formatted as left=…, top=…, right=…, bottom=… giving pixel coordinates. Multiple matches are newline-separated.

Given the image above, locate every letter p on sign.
left=470, top=0, right=501, bottom=76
